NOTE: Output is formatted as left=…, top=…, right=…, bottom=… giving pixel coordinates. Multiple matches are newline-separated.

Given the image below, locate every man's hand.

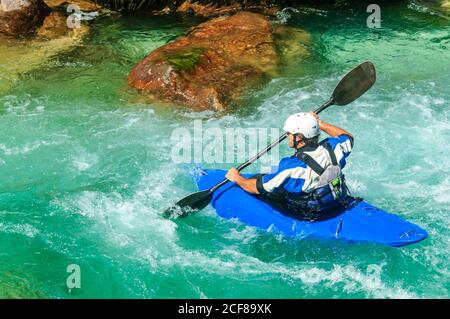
left=313, top=114, right=353, bottom=138
left=226, top=168, right=259, bottom=194
left=310, top=112, right=320, bottom=122
left=310, top=112, right=323, bottom=129
left=226, top=167, right=242, bottom=183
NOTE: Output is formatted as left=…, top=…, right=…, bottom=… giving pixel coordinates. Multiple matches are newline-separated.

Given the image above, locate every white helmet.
left=283, top=112, right=320, bottom=139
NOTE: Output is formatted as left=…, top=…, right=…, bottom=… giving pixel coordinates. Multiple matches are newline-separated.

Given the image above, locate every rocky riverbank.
left=0, top=0, right=100, bottom=93
left=1, top=0, right=447, bottom=109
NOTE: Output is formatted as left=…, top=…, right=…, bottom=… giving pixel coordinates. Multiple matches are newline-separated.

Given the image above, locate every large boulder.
left=128, top=11, right=279, bottom=111
left=0, top=0, right=51, bottom=35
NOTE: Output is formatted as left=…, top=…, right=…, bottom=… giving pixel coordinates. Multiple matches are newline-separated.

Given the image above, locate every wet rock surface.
left=0, top=0, right=91, bottom=93
left=128, top=11, right=279, bottom=111
left=0, top=0, right=51, bottom=35
left=43, top=0, right=102, bottom=11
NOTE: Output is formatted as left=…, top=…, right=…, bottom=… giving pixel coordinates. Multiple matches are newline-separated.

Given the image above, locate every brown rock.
left=128, top=11, right=278, bottom=111
left=35, top=10, right=89, bottom=39
left=175, top=0, right=242, bottom=18
left=0, top=0, right=51, bottom=35
left=43, top=0, right=102, bottom=11
left=0, top=14, right=89, bottom=94
left=273, top=25, right=311, bottom=61
left=152, top=1, right=280, bottom=18
left=36, top=11, right=68, bottom=39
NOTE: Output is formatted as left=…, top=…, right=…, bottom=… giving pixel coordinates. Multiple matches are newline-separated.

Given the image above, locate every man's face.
left=287, top=133, right=294, bottom=148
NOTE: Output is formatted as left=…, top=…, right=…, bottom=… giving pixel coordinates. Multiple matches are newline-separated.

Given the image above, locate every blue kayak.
left=192, top=169, right=428, bottom=247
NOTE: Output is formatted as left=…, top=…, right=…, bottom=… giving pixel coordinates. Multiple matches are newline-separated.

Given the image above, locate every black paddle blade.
left=332, top=61, right=376, bottom=106
left=164, top=189, right=213, bottom=218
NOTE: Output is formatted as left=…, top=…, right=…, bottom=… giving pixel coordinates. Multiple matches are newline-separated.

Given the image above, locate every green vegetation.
left=162, top=47, right=204, bottom=71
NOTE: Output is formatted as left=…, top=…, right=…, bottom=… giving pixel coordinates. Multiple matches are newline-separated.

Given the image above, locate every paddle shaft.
left=167, top=61, right=376, bottom=217
left=209, top=98, right=334, bottom=193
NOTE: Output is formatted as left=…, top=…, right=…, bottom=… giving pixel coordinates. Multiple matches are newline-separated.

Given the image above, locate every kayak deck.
left=192, top=169, right=428, bottom=247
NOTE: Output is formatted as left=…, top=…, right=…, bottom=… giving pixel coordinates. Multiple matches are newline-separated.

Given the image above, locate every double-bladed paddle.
left=165, top=61, right=376, bottom=218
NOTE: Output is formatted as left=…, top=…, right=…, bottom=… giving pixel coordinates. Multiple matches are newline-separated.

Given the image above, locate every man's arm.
left=319, top=120, right=353, bottom=138
left=225, top=168, right=259, bottom=194
left=311, top=113, right=353, bottom=162
left=310, top=112, right=353, bottom=138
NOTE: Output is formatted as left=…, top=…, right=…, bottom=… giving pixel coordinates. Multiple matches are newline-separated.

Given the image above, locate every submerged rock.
left=36, top=11, right=71, bottom=39
left=0, top=0, right=51, bottom=35
left=0, top=10, right=89, bottom=93
left=273, top=25, right=311, bottom=63
left=0, top=271, right=47, bottom=298
left=128, top=11, right=279, bottom=111
left=36, top=10, right=90, bottom=39
left=0, top=0, right=102, bottom=93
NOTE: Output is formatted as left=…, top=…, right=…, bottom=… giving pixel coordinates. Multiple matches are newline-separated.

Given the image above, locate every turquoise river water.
left=0, top=1, right=449, bottom=298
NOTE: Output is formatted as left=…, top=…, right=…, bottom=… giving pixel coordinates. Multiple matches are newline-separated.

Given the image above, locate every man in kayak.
left=225, top=112, right=353, bottom=218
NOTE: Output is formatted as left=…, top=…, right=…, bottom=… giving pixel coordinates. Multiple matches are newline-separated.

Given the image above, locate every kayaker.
left=225, top=112, right=354, bottom=218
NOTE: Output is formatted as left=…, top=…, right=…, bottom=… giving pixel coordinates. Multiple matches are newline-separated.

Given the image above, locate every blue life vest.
left=288, top=141, right=348, bottom=214
left=258, top=141, right=349, bottom=219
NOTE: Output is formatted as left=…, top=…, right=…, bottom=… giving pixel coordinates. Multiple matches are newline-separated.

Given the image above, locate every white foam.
left=50, top=162, right=187, bottom=262
left=0, top=140, right=62, bottom=156
left=223, top=226, right=259, bottom=244
left=0, top=222, right=38, bottom=238
left=72, top=151, right=98, bottom=171
left=156, top=246, right=417, bottom=298
left=346, top=179, right=367, bottom=193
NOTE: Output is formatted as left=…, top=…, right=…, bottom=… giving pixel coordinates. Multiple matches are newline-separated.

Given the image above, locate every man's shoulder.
left=321, top=134, right=353, bottom=149
left=279, top=155, right=308, bottom=170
